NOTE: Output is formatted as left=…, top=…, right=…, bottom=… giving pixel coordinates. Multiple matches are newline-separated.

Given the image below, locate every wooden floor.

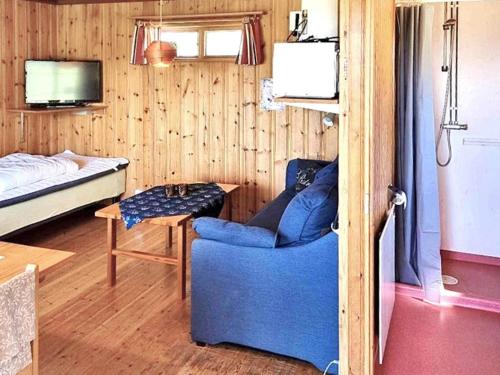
left=11, top=208, right=318, bottom=375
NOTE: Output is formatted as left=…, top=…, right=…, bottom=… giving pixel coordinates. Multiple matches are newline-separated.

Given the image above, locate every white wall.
left=432, top=1, right=500, bottom=258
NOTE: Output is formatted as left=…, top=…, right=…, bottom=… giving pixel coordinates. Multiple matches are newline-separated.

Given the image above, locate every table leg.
left=107, top=218, right=117, bottom=286
left=166, top=226, right=173, bottom=251
left=177, top=223, right=187, bottom=300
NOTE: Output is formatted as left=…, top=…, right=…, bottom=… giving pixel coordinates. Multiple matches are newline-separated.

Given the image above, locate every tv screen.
left=25, top=60, right=102, bottom=106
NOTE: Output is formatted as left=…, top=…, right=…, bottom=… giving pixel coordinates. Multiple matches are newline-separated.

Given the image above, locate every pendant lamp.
left=145, top=0, right=177, bottom=68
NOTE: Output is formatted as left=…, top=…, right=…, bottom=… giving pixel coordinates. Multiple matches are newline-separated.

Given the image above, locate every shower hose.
left=436, top=66, right=453, bottom=167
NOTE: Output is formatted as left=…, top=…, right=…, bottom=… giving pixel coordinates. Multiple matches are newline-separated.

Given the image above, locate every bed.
left=0, top=151, right=128, bottom=238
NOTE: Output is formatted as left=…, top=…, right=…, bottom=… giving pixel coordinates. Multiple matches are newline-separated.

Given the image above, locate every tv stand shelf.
left=7, top=104, right=108, bottom=115
left=7, top=104, right=108, bottom=143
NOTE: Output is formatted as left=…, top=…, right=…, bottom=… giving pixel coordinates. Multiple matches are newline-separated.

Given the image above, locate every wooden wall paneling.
left=209, top=62, right=225, bottom=183
left=240, top=0, right=257, bottom=219
left=179, top=62, right=197, bottom=183
left=14, top=0, right=28, bottom=151
left=0, top=1, right=14, bottom=156
left=255, top=1, right=273, bottom=212
left=338, top=0, right=368, bottom=372
left=102, top=3, right=115, bottom=159
left=55, top=5, right=67, bottom=153
left=322, top=119, right=339, bottom=161
left=166, top=64, right=180, bottom=184
left=39, top=3, right=52, bottom=155
left=196, top=65, right=211, bottom=183
left=165, top=0, right=180, bottom=185
left=88, top=3, right=104, bottom=157
left=153, top=66, right=167, bottom=185
left=176, top=1, right=196, bottom=184
left=2, top=0, right=338, bottom=222
left=241, top=64, right=257, bottom=218
left=67, top=4, right=87, bottom=154
left=271, top=0, right=291, bottom=196
left=194, top=0, right=211, bottom=186
left=26, top=1, right=40, bottom=153
left=0, top=1, right=5, bottom=155
left=223, top=0, right=243, bottom=221
left=140, top=1, right=155, bottom=189
left=224, top=61, right=241, bottom=220
left=41, top=2, right=58, bottom=155
left=307, top=110, right=321, bottom=160
left=368, top=0, right=395, bottom=371
left=338, top=0, right=395, bottom=374
left=127, top=2, right=146, bottom=191
left=114, top=3, right=131, bottom=193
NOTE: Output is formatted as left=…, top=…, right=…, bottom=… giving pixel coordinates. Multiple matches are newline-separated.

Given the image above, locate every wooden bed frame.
left=0, top=169, right=126, bottom=240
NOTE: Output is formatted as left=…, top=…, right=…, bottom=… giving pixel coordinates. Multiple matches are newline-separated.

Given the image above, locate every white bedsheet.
left=0, top=153, right=79, bottom=193
left=0, top=150, right=128, bottom=203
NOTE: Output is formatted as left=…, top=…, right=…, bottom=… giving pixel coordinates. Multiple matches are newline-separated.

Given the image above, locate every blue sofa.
left=191, top=159, right=339, bottom=374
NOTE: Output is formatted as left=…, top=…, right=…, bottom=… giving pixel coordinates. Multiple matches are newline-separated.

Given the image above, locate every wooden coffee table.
left=95, top=183, right=239, bottom=300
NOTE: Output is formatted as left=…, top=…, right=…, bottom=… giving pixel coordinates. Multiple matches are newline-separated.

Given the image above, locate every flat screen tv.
left=25, top=60, right=102, bottom=107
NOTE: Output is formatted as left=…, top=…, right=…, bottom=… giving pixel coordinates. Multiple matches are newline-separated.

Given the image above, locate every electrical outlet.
left=289, top=11, right=302, bottom=33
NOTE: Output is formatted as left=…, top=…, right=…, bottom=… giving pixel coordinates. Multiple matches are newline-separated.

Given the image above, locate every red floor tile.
left=376, top=295, right=500, bottom=375
left=442, top=259, right=500, bottom=301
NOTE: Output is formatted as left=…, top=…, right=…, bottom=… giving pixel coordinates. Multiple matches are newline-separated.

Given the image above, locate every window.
left=160, top=25, right=242, bottom=61
left=161, top=31, right=199, bottom=58
left=205, top=30, right=242, bottom=57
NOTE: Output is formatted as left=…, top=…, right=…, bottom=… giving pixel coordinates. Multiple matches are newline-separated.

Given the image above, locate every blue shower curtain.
left=396, top=5, right=442, bottom=303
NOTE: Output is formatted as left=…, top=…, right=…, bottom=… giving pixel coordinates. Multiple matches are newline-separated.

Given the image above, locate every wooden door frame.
left=338, top=0, right=395, bottom=374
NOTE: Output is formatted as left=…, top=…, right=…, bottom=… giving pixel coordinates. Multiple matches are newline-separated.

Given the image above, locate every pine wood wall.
left=2, top=0, right=338, bottom=222
left=0, top=0, right=57, bottom=156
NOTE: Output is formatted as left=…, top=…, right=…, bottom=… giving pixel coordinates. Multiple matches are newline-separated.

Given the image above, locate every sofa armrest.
left=193, top=217, right=278, bottom=248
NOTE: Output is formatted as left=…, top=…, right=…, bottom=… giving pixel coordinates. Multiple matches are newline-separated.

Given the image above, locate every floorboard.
left=11, top=207, right=318, bottom=375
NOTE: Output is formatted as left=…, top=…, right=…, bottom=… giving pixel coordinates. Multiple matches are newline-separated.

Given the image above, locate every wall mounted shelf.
left=274, top=97, right=339, bottom=113
left=7, top=104, right=108, bottom=142
left=7, top=104, right=108, bottom=115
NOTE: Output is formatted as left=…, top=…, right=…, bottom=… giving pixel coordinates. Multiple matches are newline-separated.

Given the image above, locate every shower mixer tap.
left=442, top=122, right=468, bottom=131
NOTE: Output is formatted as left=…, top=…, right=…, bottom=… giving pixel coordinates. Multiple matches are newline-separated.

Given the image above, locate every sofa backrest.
left=285, top=159, right=332, bottom=191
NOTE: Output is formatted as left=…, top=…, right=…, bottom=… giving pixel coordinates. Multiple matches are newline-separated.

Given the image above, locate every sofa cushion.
left=277, top=162, right=338, bottom=246
left=193, top=217, right=278, bottom=248
left=314, top=159, right=339, bottom=184
left=246, top=189, right=295, bottom=232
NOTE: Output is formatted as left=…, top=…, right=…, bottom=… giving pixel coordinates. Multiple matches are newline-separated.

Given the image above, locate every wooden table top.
left=0, top=242, right=75, bottom=284
left=95, top=183, right=240, bottom=226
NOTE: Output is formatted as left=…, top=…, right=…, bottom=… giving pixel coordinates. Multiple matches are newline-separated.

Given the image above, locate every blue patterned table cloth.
left=119, top=183, right=226, bottom=229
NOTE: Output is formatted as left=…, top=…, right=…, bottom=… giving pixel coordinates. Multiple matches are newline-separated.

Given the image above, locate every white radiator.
left=378, top=205, right=396, bottom=364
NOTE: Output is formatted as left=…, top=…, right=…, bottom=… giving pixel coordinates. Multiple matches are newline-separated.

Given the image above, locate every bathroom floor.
left=442, top=258, right=500, bottom=301
left=376, top=294, right=500, bottom=375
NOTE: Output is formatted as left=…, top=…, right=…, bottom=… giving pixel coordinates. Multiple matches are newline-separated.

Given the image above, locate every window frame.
left=159, top=22, right=242, bottom=63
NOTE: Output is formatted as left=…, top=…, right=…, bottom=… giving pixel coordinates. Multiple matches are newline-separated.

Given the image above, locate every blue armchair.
left=191, top=159, right=339, bottom=374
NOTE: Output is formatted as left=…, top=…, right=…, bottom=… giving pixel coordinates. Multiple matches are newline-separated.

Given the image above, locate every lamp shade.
left=145, top=41, right=177, bottom=68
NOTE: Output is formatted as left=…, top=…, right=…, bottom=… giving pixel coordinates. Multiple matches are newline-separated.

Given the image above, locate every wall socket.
left=289, top=10, right=308, bottom=36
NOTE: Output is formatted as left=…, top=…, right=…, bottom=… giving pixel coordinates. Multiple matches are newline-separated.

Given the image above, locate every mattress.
left=0, top=151, right=129, bottom=209
left=0, top=169, right=126, bottom=238
left=0, top=151, right=129, bottom=238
